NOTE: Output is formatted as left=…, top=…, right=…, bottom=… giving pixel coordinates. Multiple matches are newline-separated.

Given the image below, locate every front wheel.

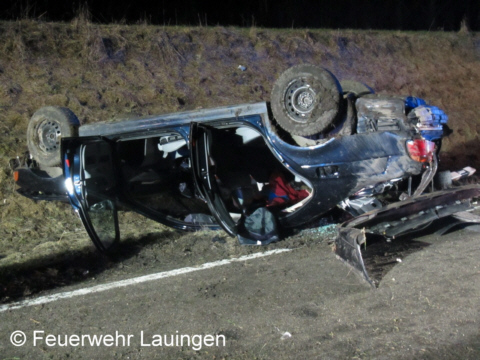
left=27, top=106, right=80, bottom=167
left=271, top=65, right=343, bottom=136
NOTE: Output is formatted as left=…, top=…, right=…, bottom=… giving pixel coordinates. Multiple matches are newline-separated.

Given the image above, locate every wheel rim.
left=284, top=79, right=317, bottom=123
left=37, top=119, right=61, bottom=153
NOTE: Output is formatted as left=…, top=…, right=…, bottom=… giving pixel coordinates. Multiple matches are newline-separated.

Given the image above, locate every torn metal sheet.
left=335, top=227, right=374, bottom=286
left=335, top=184, right=480, bottom=286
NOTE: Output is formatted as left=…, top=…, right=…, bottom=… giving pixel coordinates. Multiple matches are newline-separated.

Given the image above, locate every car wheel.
left=340, top=80, right=374, bottom=97
left=27, top=106, right=80, bottom=167
left=271, top=64, right=343, bottom=136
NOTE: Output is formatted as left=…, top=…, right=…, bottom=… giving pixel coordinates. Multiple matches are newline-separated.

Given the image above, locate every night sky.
left=1, top=0, right=479, bottom=31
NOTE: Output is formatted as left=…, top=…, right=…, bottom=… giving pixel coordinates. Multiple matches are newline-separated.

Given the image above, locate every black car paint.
left=261, top=129, right=423, bottom=227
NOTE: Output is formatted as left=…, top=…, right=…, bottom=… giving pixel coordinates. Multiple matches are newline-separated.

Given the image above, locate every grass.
left=0, top=18, right=479, bottom=267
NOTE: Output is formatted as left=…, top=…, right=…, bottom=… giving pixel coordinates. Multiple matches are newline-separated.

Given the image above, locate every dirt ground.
left=0, top=223, right=480, bottom=359
left=1, top=22, right=480, bottom=263
left=1, top=21, right=480, bottom=359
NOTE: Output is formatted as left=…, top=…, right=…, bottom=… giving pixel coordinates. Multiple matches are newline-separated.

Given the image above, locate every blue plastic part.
left=408, top=104, right=448, bottom=141
left=420, top=130, right=444, bottom=141
left=405, top=96, right=427, bottom=111
left=427, top=105, right=449, bottom=124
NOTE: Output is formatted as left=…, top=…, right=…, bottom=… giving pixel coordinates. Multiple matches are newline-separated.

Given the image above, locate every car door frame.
left=62, top=136, right=120, bottom=252
left=63, top=133, right=222, bottom=248
left=190, top=122, right=238, bottom=237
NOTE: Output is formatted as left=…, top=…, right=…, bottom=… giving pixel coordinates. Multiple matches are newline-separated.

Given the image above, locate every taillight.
left=13, top=171, right=19, bottom=182
left=406, top=139, right=435, bottom=163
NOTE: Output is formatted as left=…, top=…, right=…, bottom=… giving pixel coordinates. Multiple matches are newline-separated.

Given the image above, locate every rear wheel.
left=271, top=65, right=343, bottom=136
left=27, top=106, right=80, bottom=167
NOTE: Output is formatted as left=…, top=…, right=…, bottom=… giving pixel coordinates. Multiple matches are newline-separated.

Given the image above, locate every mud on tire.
left=271, top=65, right=343, bottom=136
left=27, top=106, right=80, bottom=167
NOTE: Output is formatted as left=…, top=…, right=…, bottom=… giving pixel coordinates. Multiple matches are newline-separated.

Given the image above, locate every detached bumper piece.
left=335, top=184, right=480, bottom=287
left=335, top=228, right=373, bottom=286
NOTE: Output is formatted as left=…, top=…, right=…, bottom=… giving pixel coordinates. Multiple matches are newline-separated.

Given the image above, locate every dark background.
left=1, top=0, right=479, bottom=30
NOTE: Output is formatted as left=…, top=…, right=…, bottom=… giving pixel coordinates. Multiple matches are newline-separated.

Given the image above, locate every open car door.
left=190, top=123, right=238, bottom=237
left=63, top=137, right=120, bottom=253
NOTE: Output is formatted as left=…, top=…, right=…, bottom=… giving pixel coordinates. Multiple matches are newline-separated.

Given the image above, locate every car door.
left=190, top=123, right=238, bottom=237
left=63, top=137, right=120, bottom=253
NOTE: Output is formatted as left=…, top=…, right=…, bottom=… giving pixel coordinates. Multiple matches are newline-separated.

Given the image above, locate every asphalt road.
left=1, top=228, right=480, bottom=359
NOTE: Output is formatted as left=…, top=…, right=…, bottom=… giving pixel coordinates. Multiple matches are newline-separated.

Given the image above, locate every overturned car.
left=11, top=65, right=480, bottom=285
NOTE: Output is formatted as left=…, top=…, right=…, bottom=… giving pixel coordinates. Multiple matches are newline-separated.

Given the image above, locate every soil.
left=1, top=21, right=480, bottom=359
left=1, top=21, right=480, bottom=263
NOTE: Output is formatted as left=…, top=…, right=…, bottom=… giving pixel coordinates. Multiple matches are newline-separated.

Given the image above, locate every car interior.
left=114, top=125, right=312, bottom=225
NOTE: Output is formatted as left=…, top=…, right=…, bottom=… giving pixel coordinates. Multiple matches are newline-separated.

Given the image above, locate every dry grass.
left=0, top=19, right=479, bottom=265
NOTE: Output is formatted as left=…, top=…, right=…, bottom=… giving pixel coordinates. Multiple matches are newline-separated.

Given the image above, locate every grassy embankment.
left=0, top=18, right=479, bottom=267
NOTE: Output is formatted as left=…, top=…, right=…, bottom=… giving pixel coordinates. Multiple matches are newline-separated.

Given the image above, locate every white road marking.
left=0, top=249, right=291, bottom=313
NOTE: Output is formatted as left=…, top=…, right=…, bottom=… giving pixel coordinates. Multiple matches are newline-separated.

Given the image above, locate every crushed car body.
left=11, top=65, right=480, bottom=285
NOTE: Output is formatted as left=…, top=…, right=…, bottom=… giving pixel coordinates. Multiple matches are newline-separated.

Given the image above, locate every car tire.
left=27, top=106, right=80, bottom=167
left=271, top=64, right=343, bottom=136
left=340, top=80, right=374, bottom=97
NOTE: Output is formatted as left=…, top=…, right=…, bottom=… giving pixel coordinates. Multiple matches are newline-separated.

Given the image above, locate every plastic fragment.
left=451, top=167, right=476, bottom=181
